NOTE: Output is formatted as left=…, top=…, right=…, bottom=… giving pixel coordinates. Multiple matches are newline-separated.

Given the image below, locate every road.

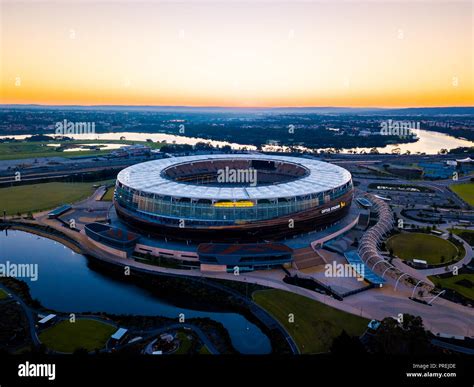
left=3, top=169, right=474, bottom=347
left=7, top=216, right=474, bottom=338
left=0, top=283, right=222, bottom=354
left=0, top=284, right=40, bottom=346
left=418, top=234, right=473, bottom=276
left=138, top=323, right=220, bottom=355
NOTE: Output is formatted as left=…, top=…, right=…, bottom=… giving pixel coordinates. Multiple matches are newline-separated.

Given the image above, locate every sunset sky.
left=1, top=1, right=472, bottom=107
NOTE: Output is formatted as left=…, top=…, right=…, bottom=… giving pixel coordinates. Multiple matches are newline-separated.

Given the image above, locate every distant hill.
left=0, top=104, right=381, bottom=113
left=373, top=107, right=474, bottom=115
left=0, top=104, right=472, bottom=115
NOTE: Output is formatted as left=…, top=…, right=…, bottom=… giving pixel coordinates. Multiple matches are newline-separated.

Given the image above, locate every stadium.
left=113, top=154, right=353, bottom=243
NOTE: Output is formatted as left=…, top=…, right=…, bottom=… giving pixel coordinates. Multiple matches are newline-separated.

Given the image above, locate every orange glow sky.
left=1, top=1, right=472, bottom=107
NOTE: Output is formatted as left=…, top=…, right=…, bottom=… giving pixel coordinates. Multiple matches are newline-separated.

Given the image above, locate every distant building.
left=412, top=259, right=428, bottom=269
left=266, top=139, right=280, bottom=146
left=386, top=164, right=423, bottom=179
left=38, top=314, right=57, bottom=326
left=367, top=320, right=381, bottom=331
left=111, top=144, right=151, bottom=158
left=160, top=333, right=174, bottom=343
left=419, top=162, right=455, bottom=179
left=47, top=205, right=72, bottom=219
left=356, top=209, right=371, bottom=230
left=198, top=242, right=293, bottom=272
left=455, top=157, right=474, bottom=174
left=84, top=223, right=140, bottom=258
left=110, top=328, right=128, bottom=345
left=356, top=197, right=373, bottom=209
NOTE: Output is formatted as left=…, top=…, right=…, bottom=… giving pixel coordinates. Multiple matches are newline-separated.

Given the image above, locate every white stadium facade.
left=113, top=154, right=354, bottom=242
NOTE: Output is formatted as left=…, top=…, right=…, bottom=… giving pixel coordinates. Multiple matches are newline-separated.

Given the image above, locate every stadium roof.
left=117, top=154, right=352, bottom=200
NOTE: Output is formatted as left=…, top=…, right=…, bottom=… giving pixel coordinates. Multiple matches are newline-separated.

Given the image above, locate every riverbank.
left=2, top=223, right=83, bottom=254
left=1, top=127, right=473, bottom=156
left=2, top=216, right=473, bottom=341
left=0, top=279, right=232, bottom=355
left=0, top=226, right=279, bottom=353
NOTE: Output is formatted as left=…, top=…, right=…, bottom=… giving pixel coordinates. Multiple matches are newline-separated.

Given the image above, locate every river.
left=1, top=128, right=473, bottom=155
left=0, top=230, right=271, bottom=354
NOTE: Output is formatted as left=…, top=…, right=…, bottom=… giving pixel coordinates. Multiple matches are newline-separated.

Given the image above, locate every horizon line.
left=1, top=103, right=473, bottom=110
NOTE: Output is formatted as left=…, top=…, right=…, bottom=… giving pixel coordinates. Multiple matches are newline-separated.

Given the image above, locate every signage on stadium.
left=321, top=201, right=346, bottom=214
left=213, top=201, right=255, bottom=208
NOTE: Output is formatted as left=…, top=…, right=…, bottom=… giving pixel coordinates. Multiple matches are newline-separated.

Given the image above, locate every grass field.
left=450, top=182, right=474, bottom=206
left=39, top=319, right=116, bottom=353
left=252, top=289, right=368, bottom=354
left=101, top=187, right=115, bottom=201
left=0, top=182, right=100, bottom=214
left=0, top=288, right=9, bottom=299
left=199, top=345, right=211, bottom=355
left=174, top=331, right=193, bottom=354
left=429, top=274, right=474, bottom=301
left=0, top=141, right=106, bottom=160
left=0, top=139, right=162, bottom=160
left=386, top=233, right=458, bottom=264
left=449, top=228, right=474, bottom=246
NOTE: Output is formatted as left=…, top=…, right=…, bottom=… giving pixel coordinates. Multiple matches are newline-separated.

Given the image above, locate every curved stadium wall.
left=114, top=154, right=353, bottom=242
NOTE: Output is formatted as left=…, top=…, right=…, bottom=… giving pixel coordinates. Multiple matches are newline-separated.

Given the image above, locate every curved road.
left=0, top=285, right=40, bottom=346
left=0, top=283, right=221, bottom=355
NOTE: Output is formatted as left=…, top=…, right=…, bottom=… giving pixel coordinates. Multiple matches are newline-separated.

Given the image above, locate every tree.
left=373, top=315, right=432, bottom=354
left=330, top=330, right=366, bottom=354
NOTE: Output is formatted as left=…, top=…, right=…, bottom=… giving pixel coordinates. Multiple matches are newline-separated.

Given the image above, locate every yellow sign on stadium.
left=213, top=201, right=255, bottom=208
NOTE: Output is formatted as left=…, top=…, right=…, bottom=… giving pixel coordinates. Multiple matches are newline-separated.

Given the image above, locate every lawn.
left=0, top=182, right=100, bottom=214
left=450, top=182, right=474, bottom=206
left=449, top=228, right=474, bottom=247
left=0, top=139, right=163, bottom=161
left=0, top=141, right=106, bottom=160
left=252, top=289, right=368, bottom=354
left=101, top=187, right=115, bottom=201
left=0, top=288, right=9, bottom=299
left=174, top=331, right=193, bottom=354
left=386, top=233, right=458, bottom=264
left=429, top=274, right=474, bottom=302
left=39, top=319, right=116, bottom=353
left=199, top=345, right=211, bottom=355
